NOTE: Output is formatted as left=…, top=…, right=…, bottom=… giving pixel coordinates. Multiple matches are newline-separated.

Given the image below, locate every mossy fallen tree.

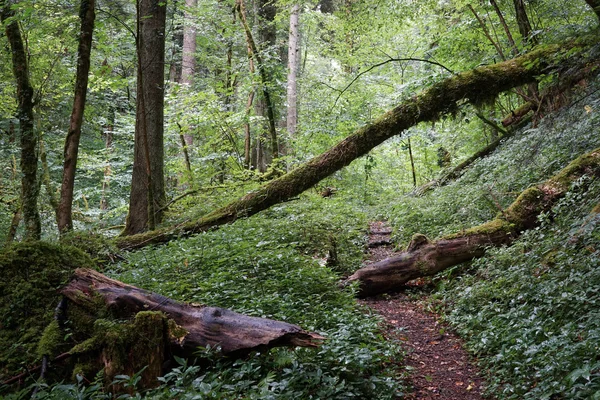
left=54, top=268, right=323, bottom=387
left=116, top=34, right=599, bottom=251
left=346, top=147, right=600, bottom=297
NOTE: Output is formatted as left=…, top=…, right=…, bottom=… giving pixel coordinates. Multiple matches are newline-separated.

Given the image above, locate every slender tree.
left=513, top=0, right=537, bottom=45
left=237, top=0, right=279, bottom=171
left=2, top=1, right=40, bottom=240
left=57, top=0, right=96, bottom=233
left=180, top=0, right=196, bottom=87
left=124, top=0, right=167, bottom=235
left=286, top=4, right=299, bottom=138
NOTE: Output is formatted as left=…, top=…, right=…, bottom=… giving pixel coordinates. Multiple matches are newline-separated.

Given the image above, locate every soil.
left=360, top=222, right=489, bottom=399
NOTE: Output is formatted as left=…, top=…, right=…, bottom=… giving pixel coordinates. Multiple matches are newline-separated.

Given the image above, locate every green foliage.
left=385, top=83, right=600, bottom=247
left=433, top=177, right=600, bottom=399
left=103, top=194, right=402, bottom=399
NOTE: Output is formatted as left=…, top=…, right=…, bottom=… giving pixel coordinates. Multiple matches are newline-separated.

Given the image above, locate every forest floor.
left=359, top=221, right=490, bottom=399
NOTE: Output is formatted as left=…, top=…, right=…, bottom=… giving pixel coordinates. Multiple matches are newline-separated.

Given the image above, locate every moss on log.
left=116, top=35, right=599, bottom=251
left=346, top=148, right=600, bottom=297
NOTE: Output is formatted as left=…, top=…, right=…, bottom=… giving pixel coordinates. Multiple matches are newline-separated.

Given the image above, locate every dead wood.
left=347, top=147, right=600, bottom=297
left=115, top=35, right=599, bottom=251
left=62, top=268, right=324, bottom=356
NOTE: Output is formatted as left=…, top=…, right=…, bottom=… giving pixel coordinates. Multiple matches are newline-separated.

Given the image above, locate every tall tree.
left=180, top=0, right=196, bottom=87
left=124, top=0, right=167, bottom=235
left=255, top=0, right=279, bottom=169
left=237, top=0, right=279, bottom=171
left=1, top=1, right=40, bottom=240
left=286, top=4, right=299, bottom=138
left=57, top=0, right=96, bottom=233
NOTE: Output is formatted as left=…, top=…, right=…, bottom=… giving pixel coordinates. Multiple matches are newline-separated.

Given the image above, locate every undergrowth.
left=95, top=195, right=403, bottom=399
left=381, top=83, right=600, bottom=399
left=434, top=177, right=600, bottom=399
left=385, top=84, right=600, bottom=248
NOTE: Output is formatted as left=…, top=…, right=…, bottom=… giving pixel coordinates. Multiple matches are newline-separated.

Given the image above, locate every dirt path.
left=360, top=222, right=489, bottom=399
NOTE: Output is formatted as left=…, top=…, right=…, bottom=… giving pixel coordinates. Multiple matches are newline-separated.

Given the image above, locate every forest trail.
left=360, top=222, right=489, bottom=399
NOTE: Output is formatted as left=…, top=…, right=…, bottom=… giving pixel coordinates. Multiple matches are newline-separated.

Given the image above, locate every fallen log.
left=62, top=268, right=323, bottom=355
left=58, top=269, right=323, bottom=387
left=115, top=34, right=599, bottom=251
left=346, top=147, right=600, bottom=297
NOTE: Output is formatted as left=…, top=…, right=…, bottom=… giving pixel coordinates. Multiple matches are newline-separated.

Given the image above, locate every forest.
left=1, top=0, right=600, bottom=398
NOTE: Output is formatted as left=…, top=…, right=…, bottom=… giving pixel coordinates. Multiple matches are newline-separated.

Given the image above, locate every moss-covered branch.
left=116, top=35, right=599, bottom=251
left=346, top=147, right=600, bottom=297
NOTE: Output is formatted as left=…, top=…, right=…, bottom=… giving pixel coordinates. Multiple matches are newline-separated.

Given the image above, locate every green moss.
left=36, top=320, right=62, bottom=359
left=504, top=187, right=545, bottom=227
left=549, top=148, right=600, bottom=189
left=0, top=241, right=95, bottom=382
left=167, top=318, right=188, bottom=345
left=69, top=336, right=102, bottom=355
left=60, top=231, right=119, bottom=266
left=444, top=218, right=513, bottom=240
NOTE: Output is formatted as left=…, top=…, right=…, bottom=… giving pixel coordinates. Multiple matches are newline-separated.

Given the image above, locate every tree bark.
left=286, top=4, right=300, bottom=138
left=124, top=0, right=167, bottom=235
left=114, top=35, right=598, bottom=250
left=57, top=0, right=96, bottom=234
left=62, top=268, right=324, bottom=356
left=513, top=0, right=536, bottom=45
left=181, top=0, right=196, bottom=86
left=585, top=0, right=600, bottom=21
left=2, top=3, right=41, bottom=240
left=347, top=147, right=600, bottom=297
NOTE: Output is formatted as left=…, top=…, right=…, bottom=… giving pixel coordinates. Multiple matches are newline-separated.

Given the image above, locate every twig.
left=331, top=57, right=454, bottom=109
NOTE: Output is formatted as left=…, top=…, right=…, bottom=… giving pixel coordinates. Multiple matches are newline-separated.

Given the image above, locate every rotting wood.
left=62, top=269, right=324, bottom=356
left=346, top=147, right=600, bottom=297
left=115, top=35, right=599, bottom=251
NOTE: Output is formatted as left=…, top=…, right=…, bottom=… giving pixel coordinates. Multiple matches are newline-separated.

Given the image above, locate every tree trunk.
left=181, top=0, right=196, bottom=86
left=286, top=4, right=300, bottom=138
left=114, top=35, right=598, bottom=250
left=468, top=4, right=506, bottom=60
left=346, top=147, right=600, bottom=297
left=2, top=4, right=41, bottom=241
left=242, top=0, right=279, bottom=161
left=585, top=0, right=600, bottom=21
left=180, top=0, right=196, bottom=147
left=62, top=268, right=324, bottom=357
left=57, top=0, right=95, bottom=234
left=100, top=121, right=113, bottom=210
left=489, top=0, right=518, bottom=55
left=513, top=0, right=536, bottom=45
left=124, top=0, right=167, bottom=235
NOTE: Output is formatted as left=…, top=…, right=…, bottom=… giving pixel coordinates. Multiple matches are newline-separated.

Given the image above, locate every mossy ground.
left=0, top=242, right=94, bottom=383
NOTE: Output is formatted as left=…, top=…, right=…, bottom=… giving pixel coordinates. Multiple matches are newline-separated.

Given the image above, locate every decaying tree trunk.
left=115, top=35, right=599, bottom=251
left=346, top=147, right=600, bottom=297
left=62, top=269, right=323, bottom=356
